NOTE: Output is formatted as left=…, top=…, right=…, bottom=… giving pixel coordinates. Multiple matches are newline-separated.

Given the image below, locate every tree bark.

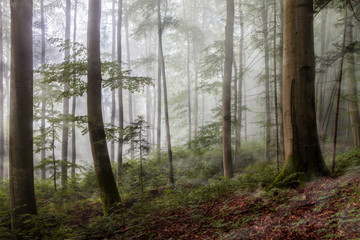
left=87, top=0, right=121, bottom=214
left=222, top=0, right=234, bottom=179
left=274, top=0, right=329, bottom=183
left=9, top=0, right=37, bottom=230
left=158, top=0, right=174, bottom=184
left=61, top=0, right=71, bottom=188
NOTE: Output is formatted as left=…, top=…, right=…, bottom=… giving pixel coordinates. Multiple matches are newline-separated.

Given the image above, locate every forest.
left=0, top=0, right=360, bottom=239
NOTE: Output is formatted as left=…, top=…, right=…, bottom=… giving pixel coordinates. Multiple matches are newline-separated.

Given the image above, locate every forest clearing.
left=0, top=0, right=360, bottom=239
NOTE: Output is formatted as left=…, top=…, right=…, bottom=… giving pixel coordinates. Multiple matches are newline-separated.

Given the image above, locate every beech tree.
left=9, top=0, right=37, bottom=230
left=87, top=0, right=121, bottom=214
left=0, top=0, right=3, bottom=181
left=61, top=0, right=71, bottom=188
left=274, top=0, right=329, bottom=183
left=222, top=0, right=234, bottom=179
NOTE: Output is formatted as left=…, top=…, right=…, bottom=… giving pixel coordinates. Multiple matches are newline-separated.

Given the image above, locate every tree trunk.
left=279, top=0, right=285, bottom=161
left=71, top=0, right=78, bottom=181
left=117, top=0, right=124, bottom=185
left=158, top=0, right=174, bottom=184
left=124, top=0, right=134, bottom=160
left=0, top=0, right=3, bottom=182
left=156, top=21, right=162, bottom=161
left=273, top=0, right=279, bottom=171
left=87, top=0, right=121, bottom=214
left=222, top=0, right=234, bottom=179
left=235, top=0, right=244, bottom=163
left=61, top=0, right=71, bottom=188
left=344, top=6, right=360, bottom=148
left=110, top=0, right=116, bottom=163
left=182, top=0, right=192, bottom=144
left=262, top=0, right=271, bottom=162
left=9, top=0, right=37, bottom=230
left=40, top=0, right=46, bottom=181
left=274, top=0, right=329, bottom=183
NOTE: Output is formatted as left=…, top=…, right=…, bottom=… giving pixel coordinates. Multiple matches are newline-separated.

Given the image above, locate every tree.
left=262, top=0, right=271, bottom=162
left=158, top=0, right=174, bottom=184
left=0, top=0, right=3, bottom=181
left=344, top=1, right=360, bottom=148
left=274, top=0, right=329, bottom=184
left=9, top=0, right=37, bottom=230
left=117, top=0, right=124, bottom=185
left=222, top=0, right=234, bottom=179
left=40, top=0, right=46, bottom=180
left=111, top=0, right=116, bottom=163
left=71, top=0, right=78, bottom=181
left=87, top=0, right=121, bottom=214
left=61, top=0, right=71, bottom=188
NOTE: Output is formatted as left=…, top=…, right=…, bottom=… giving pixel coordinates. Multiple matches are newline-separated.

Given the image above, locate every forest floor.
left=67, top=164, right=360, bottom=240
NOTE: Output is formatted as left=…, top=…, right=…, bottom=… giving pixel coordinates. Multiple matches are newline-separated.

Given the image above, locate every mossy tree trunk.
left=87, top=0, right=121, bottom=214
left=274, top=0, right=329, bottom=184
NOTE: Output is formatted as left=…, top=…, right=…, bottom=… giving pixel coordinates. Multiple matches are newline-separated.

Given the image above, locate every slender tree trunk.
left=87, top=0, right=121, bottom=214
left=182, top=0, right=192, bottom=144
left=110, top=0, right=116, bottom=163
left=39, top=0, right=46, bottom=181
left=279, top=0, right=285, bottom=161
left=9, top=0, right=37, bottom=230
left=61, top=0, right=71, bottom=188
left=71, top=0, right=78, bottom=181
left=222, top=0, right=234, bottom=179
left=262, top=0, right=271, bottom=162
left=156, top=26, right=162, bottom=161
left=274, top=0, right=329, bottom=183
left=344, top=6, right=360, bottom=148
left=273, top=0, right=279, bottom=171
left=124, top=0, right=134, bottom=160
left=235, top=0, right=244, bottom=163
left=332, top=7, right=347, bottom=172
left=0, top=0, right=3, bottom=182
left=158, top=0, right=174, bottom=184
left=117, top=0, right=124, bottom=185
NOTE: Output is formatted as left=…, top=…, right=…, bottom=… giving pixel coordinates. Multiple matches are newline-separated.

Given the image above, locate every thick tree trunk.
left=344, top=8, right=360, bottom=147
left=71, top=0, right=78, bottom=180
left=222, top=0, right=234, bottom=179
left=61, top=0, right=71, bottom=188
left=158, top=0, right=174, bottom=184
left=117, top=0, right=124, bottom=185
left=262, top=0, right=271, bottom=162
left=9, top=0, right=37, bottom=230
left=87, top=0, right=121, bottom=214
left=274, top=0, right=329, bottom=183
